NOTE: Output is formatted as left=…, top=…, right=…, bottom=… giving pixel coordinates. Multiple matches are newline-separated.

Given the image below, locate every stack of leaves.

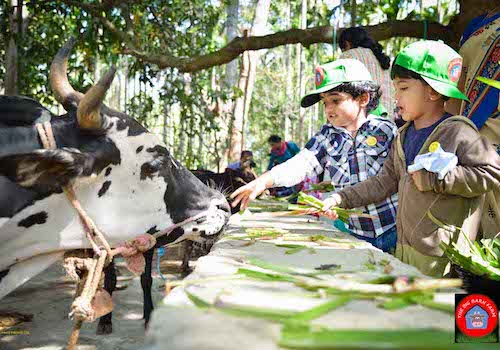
left=287, top=192, right=369, bottom=223
left=306, top=181, right=335, bottom=193
left=440, top=230, right=500, bottom=281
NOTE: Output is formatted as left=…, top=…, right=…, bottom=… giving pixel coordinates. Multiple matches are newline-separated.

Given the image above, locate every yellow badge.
left=366, top=136, right=377, bottom=147
left=429, top=141, right=440, bottom=153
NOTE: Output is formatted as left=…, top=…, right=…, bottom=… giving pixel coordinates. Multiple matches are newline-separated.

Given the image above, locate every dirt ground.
left=0, top=251, right=189, bottom=350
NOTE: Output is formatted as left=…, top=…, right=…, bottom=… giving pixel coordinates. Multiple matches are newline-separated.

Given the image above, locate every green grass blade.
left=288, top=296, right=352, bottom=322
left=279, top=324, right=485, bottom=349
left=237, top=268, right=298, bottom=283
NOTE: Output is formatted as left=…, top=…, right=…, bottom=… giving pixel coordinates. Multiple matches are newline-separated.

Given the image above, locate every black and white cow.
left=0, top=39, right=230, bottom=325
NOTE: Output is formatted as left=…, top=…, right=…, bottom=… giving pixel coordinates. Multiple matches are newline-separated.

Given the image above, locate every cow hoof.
left=96, top=323, right=112, bottom=335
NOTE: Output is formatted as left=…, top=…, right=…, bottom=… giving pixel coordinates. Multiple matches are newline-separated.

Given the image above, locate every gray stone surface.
left=143, top=206, right=458, bottom=350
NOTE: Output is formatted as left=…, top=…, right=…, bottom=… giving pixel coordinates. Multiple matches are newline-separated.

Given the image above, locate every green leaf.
left=279, top=324, right=486, bottom=349
left=287, top=296, right=352, bottom=322
left=477, top=76, right=500, bottom=90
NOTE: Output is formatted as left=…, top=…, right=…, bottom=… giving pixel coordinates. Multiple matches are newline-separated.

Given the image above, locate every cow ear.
left=0, top=148, right=94, bottom=190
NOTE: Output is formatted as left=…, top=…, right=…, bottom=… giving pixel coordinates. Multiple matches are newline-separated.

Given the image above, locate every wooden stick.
left=67, top=320, right=83, bottom=350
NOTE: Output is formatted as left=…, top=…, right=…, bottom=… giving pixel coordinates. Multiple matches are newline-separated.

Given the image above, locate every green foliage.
left=1, top=0, right=461, bottom=171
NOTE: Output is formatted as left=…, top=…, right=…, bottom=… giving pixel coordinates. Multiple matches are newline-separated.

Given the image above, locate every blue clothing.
left=304, top=116, right=399, bottom=239
left=350, top=226, right=397, bottom=254
left=330, top=219, right=397, bottom=253
left=403, top=113, right=451, bottom=167
left=227, top=161, right=240, bottom=170
left=459, top=12, right=500, bottom=129
left=267, top=141, right=301, bottom=170
left=460, top=12, right=500, bottom=46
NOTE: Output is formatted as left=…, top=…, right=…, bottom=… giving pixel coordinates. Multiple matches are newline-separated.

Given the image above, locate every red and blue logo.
left=448, top=58, right=463, bottom=83
left=315, top=66, right=325, bottom=87
left=456, top=294, right=498, bottom=339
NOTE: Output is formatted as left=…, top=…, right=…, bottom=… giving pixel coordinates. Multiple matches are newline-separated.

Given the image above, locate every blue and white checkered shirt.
left=270, top=116, right=398, bottom=238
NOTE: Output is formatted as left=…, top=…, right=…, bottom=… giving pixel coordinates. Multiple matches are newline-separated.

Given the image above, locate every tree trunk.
left=5, top=0, right=23, bottom=95
left=223, top=0, right=240, bottom=167
left=228, top=30, right=249, bottom=163
left=241, top=0, right=271, bottom=149
left=297, top=0, right=307, bottom=146
left=284, top=0, right=292, bottom=141
left=225, top=0, right=239, bottom=88
left=351, top=0, right=356, bottom=27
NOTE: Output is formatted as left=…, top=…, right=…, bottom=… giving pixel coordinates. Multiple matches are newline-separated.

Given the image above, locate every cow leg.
left=141, top=249, right=154, bottom=328
left=180, top=241, right=194, bottom=277
left=96, top=258, right=116, bottom=335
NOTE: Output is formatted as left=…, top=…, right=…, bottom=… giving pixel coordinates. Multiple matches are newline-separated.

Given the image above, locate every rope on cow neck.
left=36, top=122, right=114, bottom=350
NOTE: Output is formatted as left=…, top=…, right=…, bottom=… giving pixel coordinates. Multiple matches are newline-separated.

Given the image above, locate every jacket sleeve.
left=337, top=143, right=400, bottom=209
left=289, top=142, right=301, bottom=156
left=269, top=149, right=323, bottom=187
left=423, top=126, right=500, bottom=198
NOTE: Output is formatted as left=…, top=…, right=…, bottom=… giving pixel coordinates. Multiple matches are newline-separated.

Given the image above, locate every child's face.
left=319, top=91, right=367, bottom=129
left=393, top=77, right=435, bottom=121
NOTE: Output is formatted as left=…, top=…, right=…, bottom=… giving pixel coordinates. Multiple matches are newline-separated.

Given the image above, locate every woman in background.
left=447, top=5, right=500, bottom=238
left=338, top=27, right=395, bottom=119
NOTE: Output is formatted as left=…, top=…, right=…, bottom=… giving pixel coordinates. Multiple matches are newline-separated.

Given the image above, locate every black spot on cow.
left=114, top=116, right=147, bottom=137
left=18, top=211, right=48, bottom=228
left=140, top=158, right=164, bottom=181
left=146, top=226, right=159, bottom=234
left=136, top=146, right=144, bottom=154
left=0, top=268, right=9, bottom=282
left=105, top=167, right=112, bottom=177
left=98, top=181, right=112, bottom=197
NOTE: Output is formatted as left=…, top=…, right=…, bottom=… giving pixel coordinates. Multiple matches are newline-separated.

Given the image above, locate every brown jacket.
left=337, top=116, right=500, bottom=276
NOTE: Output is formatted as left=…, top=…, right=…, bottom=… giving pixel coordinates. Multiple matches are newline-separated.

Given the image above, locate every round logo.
left=366, top=136, right=377, bottom=147
left=456, top=294, right=498, bottom=338
left=448, top=58, right=463, bottom=83
left=428, top=141, right=440, bottom=153
left=315, top=66, right=325, bottom=87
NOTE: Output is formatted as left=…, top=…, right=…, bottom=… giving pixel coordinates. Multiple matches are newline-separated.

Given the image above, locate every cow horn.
left=49, top=37, right=84, bottom=111
left=77, top=66, right=116, bottom=130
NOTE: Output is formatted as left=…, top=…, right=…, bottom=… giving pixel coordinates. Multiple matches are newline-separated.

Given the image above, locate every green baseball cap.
left=301, top=59, right=374, bottom=108
left=393, top=40, right=469, bottom=101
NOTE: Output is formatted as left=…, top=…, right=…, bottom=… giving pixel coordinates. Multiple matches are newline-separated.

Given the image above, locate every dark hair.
left=390, top=59, right=450, bottom=101
left=339, top=27, right=391, bottom=70
left=327, top=81, right=382, bottom=113
left=268, top=135, right=282, bottom=143
left=241, top=150, right=253, bottom=158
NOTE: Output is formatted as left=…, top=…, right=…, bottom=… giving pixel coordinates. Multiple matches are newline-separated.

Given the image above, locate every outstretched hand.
left=319, top=193, right=342, bottom=220
left=230, top=179, right=267, bottom=211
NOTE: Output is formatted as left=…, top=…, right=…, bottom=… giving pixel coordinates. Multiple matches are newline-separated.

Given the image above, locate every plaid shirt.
left=304, top=116, right=399, bottom=238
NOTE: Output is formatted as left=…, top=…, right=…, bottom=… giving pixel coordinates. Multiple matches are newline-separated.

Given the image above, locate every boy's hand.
left=230, top=179, right=267, bottom=210
left=408, top=170, right=432, bottom=192
left=320, top=193, right=342, bottom=220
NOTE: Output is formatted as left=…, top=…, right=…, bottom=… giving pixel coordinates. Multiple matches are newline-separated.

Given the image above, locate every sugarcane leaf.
left=286, top=246, right=309, bottom=255
left=379, top=297, right=414, bottom=310
left=279, top=324, right=488, bottom=349
left=237, top=268, right=298, bottom=283
left=287, top=296, right=352, bottom=322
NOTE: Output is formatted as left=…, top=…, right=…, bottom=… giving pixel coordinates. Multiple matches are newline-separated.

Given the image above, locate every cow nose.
left=216, top=201, right=231, bottom=216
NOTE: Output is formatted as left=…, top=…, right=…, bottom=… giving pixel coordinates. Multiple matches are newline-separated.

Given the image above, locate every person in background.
left=265, top=135, right=301, bottom=197
left=339, top=27, right=395, bottom=118
left=267, top=135, right=300, bottom=170
left=447, top=5, right=500, bottom=238
left=227, top=150, right=254, bottom=170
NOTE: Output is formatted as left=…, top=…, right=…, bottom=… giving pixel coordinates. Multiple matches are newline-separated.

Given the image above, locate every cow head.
left=0, top=39, right=230, bottom=298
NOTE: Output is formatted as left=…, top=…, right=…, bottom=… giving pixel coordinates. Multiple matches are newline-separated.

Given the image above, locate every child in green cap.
left=232, top=59, right=399, bottom=253
left=321, top=40, right=500, bottom=277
